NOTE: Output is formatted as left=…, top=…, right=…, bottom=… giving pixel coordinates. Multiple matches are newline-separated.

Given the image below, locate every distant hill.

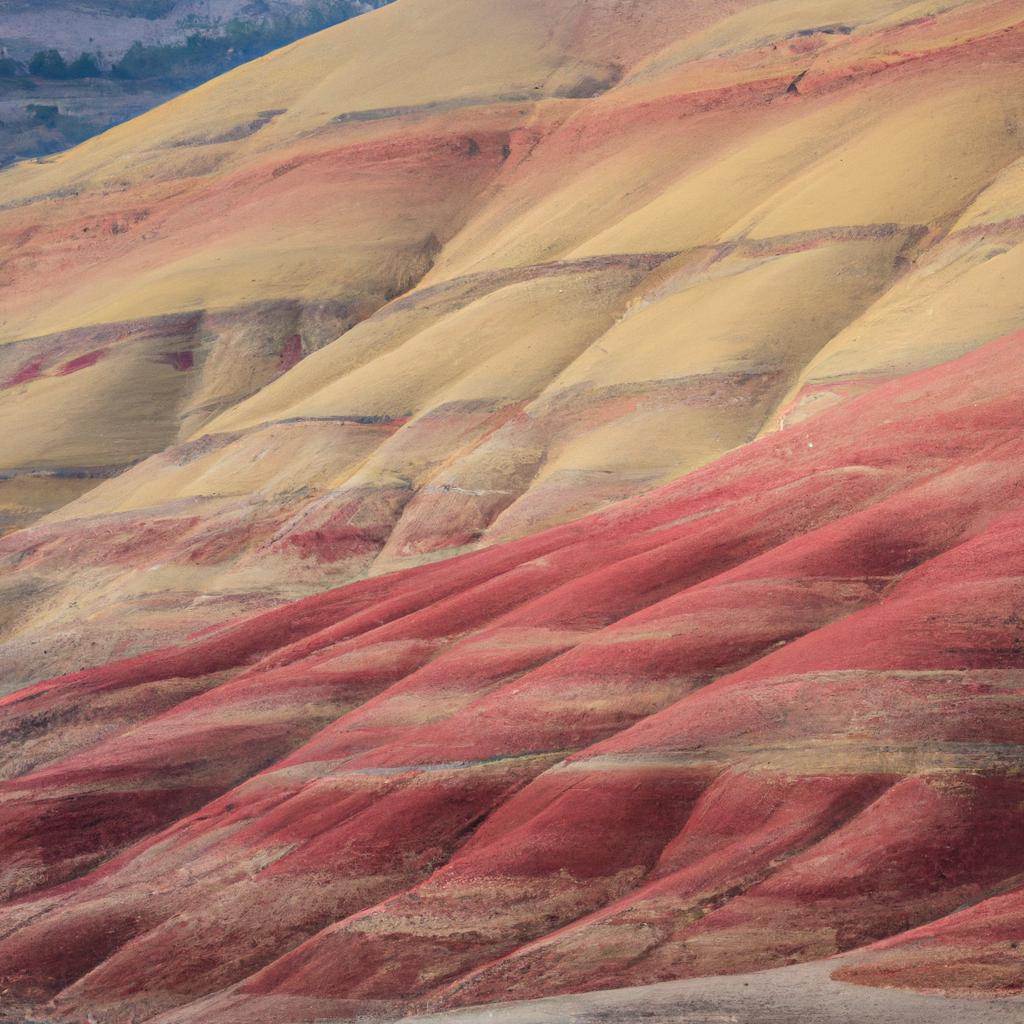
left=0, top=0, right=391, bottom=164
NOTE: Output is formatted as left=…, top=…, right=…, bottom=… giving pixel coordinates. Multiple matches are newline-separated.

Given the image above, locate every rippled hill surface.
left=0, top=1, right=1023, bottom=1021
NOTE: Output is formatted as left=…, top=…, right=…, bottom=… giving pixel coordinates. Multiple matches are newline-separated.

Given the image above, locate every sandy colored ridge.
left=0, top=0, right=1023, bottom=693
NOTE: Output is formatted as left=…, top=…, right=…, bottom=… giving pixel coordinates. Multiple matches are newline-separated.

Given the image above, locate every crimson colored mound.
left=0, top=330, right=1023, bottom=1022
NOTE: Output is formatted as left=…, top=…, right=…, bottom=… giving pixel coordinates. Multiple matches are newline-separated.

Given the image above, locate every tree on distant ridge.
left=28, top=49, right=69, bottom=79
left=68, top=53, right=103, bottom=78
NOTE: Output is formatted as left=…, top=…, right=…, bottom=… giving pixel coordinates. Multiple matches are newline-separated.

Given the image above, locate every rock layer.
left=1, top=331, right=1024, bottom=1021
left=2, top=0, right=1023, bottom=690
left=1, top=1, right=1024, bottom=1021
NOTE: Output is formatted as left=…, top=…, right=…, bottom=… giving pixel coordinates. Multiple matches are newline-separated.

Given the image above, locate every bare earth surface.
left=1, top=2, right=1024, bottom=1022
left=404, top=959, right=1024, bottom=1024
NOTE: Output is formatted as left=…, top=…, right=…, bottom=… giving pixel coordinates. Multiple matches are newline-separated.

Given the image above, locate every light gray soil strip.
left=401, top=958, right=1024, bottom=1024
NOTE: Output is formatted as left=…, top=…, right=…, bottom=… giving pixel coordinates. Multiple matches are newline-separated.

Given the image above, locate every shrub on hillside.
left=26, top=103, right=59, bottom=126
left=28, top=49, right=69, bottom=79
left=111, top=40, right=177, bottom=79
left=28, top=50, right=104, bottom=80
left=133, top=0, right=178, bottom=17
left=68, top=53, right=103, bottom=78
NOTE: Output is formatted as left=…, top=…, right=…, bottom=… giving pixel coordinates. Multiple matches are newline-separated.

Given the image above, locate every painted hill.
left=2, top=0, right=1022, bottom=695
left=3, top=319, right=1024, bottom=1024
left=0, top=0, right=1023, bottom=1021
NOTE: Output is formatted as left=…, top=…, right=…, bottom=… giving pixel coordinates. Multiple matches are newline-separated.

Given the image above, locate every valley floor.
left=403, top=959, right=1024, bottom=1024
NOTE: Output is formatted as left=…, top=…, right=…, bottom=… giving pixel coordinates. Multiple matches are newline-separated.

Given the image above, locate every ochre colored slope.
left=1, top=331, right=1023, bottom=1022
left=1, top=0, right=1023, bottom=695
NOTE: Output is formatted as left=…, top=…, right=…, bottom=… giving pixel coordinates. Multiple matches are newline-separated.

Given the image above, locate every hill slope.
left=1, top=0, right=1022, bottom=694
left=0, top=1, right=1023, bottom=1021
left=2, top=318, right=1024, bottom=1024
